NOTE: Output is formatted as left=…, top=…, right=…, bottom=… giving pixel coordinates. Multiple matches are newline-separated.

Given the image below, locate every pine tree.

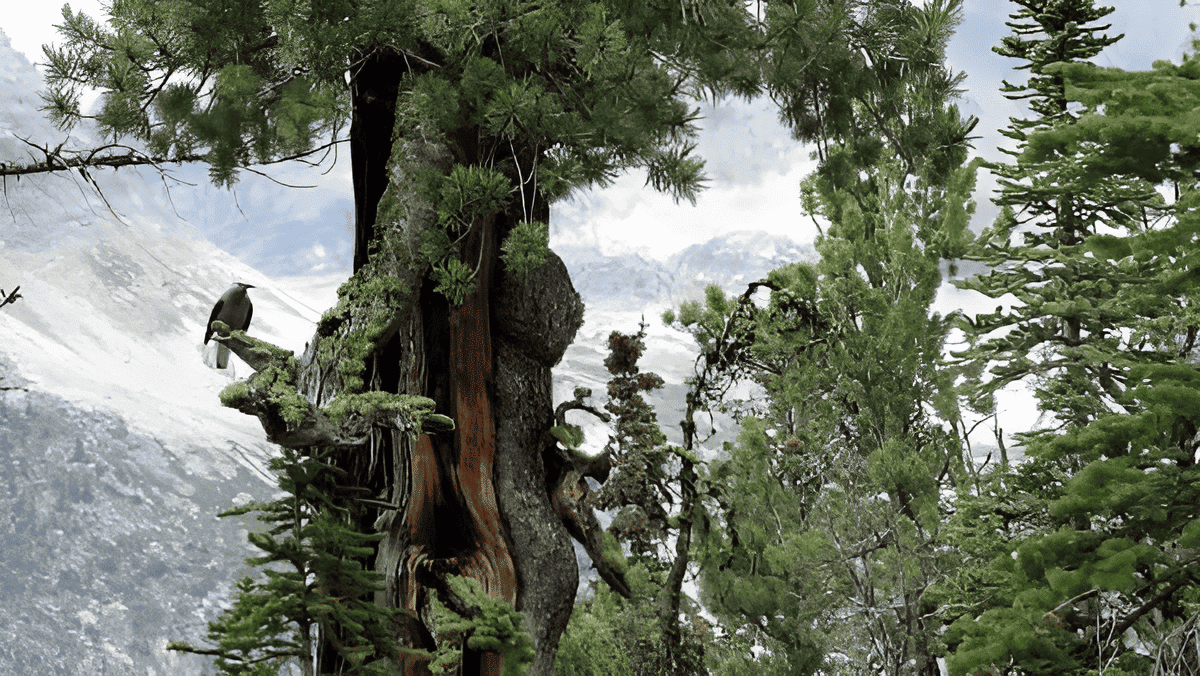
left=940, top=29, right=1200, bottom=676
left=25, top=2, right=764, bottom=672
left=588, top=325, right=709, bottom=675
left=954, top=0, right=1163, bottom=427
left=10, top=1, right=988, bottom=673
left=169, top=444, right=430, bottom=675
left=665, top=2, right=978, bottom=672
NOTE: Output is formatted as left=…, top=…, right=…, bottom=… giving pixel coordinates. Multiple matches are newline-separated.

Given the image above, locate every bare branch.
left=0, top=286, right=22, bottom=309
left=0, top=136, right=348, bottom=180
left=0, top=136, right=205, bottom=178
left=240, top=165, right=318, bottom=189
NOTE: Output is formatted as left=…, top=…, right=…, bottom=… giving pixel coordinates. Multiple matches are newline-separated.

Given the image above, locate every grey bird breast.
left=204, top=283, right=255, bottom=370
left=204, top=283, right=255, bottom=344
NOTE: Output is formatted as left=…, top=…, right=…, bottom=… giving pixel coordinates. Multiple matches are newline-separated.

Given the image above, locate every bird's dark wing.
left=204, top=299, right=224, bottom=344
left=243, top=300, right=253, bottom=332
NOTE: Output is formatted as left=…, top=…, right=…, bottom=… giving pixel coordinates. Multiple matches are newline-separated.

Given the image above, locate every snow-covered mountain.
left=558, top=231, right=815, bottom=309
left=0, top=31, right=811, bottom=675
left=0, top=29, right=353, bottom=675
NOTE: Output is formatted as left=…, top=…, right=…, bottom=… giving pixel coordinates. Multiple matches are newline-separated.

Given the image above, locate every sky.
left=3, top=0, right=1200, bottom=269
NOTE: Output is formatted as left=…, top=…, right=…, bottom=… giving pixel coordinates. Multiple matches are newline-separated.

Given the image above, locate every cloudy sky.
left=4, top=1, right=1200, bottom=271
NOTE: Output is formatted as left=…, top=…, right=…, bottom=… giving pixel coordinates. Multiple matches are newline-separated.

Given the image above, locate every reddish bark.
left=446, top=218, right=516, bottom=605
left=395, top=216, right=515, bottom=675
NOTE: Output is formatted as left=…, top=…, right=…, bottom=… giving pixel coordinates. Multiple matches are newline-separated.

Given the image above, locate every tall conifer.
left=942, top=3, right=1200, bottom=674
left=955, top=0, right=1160, bottom=427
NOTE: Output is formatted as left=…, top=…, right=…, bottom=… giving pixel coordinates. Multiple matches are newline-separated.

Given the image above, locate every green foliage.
left=953, top=0, right=1181, bottom=428
left=549, top=424, right=585, bottom=451
left=218, top=381, right=251, bottom=409
left=553, top=566, right=708, bottom=676
left=170, top=446, right=430, bottom=674
left=942, top=364, right=1200, bottom=674
left=576, top=325, right=707, bottom=676
left=33, top=1, right=1030, bottom=674
left=552, top=610, right=631, bottom=676
left=43, top=1, right=346, bottom=186
left=696, top=419, right=838, bottom=674
left=866, top=436, right=942, bottom=530
left=428, top=576, right=535, bottom=676
left=43, top=0, right=756, bottom=201
left=436, top=165, right=510, bottom=232
left=500, top=220, right=550, bottom=277
left=667, top=5, right=980, bottom=674
left=593, top=325, right=671, bottom=562
left=940, top=7, right=1200, bottom=674
left=432, top=257, right=477, bottom=306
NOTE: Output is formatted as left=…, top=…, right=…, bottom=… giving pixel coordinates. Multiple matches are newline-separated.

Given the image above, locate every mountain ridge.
left=557, top=230, right=816, bottom=307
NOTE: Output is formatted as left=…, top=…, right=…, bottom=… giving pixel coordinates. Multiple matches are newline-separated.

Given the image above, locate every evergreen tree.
left=587, top=325, right=708, bottom=675
left=8, top=1, right=986, bottom=673
left=21, top=1, right=765, bottom=672
left=665, top=2, right=977, bottom=672
left=940, top=30, right=1200, bottom=676
left=954, top=0, right=1160, bottom=427
left=170, top=444, right=432, bottom=676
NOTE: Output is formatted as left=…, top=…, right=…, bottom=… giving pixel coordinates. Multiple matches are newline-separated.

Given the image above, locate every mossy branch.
left=208, top=321, right=290, bottom=372
left=217, top=331, right=450, bottom=448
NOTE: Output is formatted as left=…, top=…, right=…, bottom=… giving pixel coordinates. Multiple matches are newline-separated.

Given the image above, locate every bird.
left=204, top=282, right=255, bottom=369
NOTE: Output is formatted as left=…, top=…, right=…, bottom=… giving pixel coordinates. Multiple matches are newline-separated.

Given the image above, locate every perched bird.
left=204, top=282, right=255, bottom=369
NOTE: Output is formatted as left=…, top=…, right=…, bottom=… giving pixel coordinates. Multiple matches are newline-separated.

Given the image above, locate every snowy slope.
left=0, top=28, right=349, bottom=481
left=0, top=32, right=347, bottom=675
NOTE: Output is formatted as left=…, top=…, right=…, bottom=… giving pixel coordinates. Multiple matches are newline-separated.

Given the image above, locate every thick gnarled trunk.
left=301, top=92, right=585, bottom=673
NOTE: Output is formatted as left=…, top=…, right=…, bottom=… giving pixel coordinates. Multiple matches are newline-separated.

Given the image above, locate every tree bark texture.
left=299, top=103, right=584, bottom=674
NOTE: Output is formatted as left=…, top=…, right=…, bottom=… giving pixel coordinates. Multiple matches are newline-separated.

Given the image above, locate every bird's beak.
left=241, top=283, right=256, bottom=289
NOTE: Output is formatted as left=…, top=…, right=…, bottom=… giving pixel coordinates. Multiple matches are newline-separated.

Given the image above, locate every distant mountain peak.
left=558, top=230, right=816, bottom=306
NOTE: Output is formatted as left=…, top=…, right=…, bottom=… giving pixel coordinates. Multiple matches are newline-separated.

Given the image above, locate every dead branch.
left=0, top=137, right=205, bottom=178
left=0, top=286, right=21, bottom=309
left=0, top=136, right=348, bottom=180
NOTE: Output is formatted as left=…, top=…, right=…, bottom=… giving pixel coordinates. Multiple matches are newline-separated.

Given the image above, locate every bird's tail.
left=216, top=343, right=230, bottom=369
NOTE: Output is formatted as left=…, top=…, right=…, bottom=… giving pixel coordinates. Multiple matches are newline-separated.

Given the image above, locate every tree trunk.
left=301, top=85, right=584, bottom=674
left=349, top=51, right=403, bottom=274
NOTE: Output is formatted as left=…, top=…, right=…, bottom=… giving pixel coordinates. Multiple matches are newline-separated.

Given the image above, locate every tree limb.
left=0, top=135, right=348, bottom=180
left=0, top=286, right=21, bottom=309
left=0, top=136, right=205, bottom=178
left=1110, top=569, right=1195, bottom=638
